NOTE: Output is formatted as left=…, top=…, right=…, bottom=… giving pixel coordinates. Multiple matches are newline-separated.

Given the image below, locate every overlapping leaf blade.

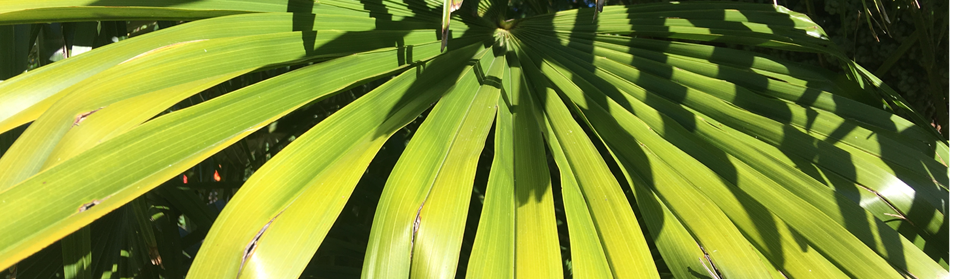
left=464, top=44, right=563, bottom=279
left=0, top=26, right=462, bottom=190
left=189, top=42, right=488, bottom=279
left=510, top=3, right=947, bottom=278
left=532, top=71, right=660, bottom=277
left=0, top=40, right=451, bottom=269
left=0, top=1, right=946, bottom=278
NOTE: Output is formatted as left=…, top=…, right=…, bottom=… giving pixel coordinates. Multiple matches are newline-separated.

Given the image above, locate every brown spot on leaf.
left=78, top=200, right=101, bottom=212
left=73, top=107, right=104, bottom=126
left=238, top=211, right=283, bottom=278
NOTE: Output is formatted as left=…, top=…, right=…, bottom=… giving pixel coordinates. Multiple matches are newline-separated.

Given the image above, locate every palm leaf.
left=0, top=0, right=946, bottom=278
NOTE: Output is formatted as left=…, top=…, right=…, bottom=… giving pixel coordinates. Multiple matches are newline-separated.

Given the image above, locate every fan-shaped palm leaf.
left=0, top=0, right=947, bottom=278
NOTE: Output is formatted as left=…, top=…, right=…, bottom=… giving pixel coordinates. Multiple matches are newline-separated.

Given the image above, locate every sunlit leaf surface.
left=0, top=0, right=946, bottom=278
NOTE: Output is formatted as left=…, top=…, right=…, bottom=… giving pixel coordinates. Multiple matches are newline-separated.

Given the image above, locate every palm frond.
left=0, top=0, right=946, bottom=278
